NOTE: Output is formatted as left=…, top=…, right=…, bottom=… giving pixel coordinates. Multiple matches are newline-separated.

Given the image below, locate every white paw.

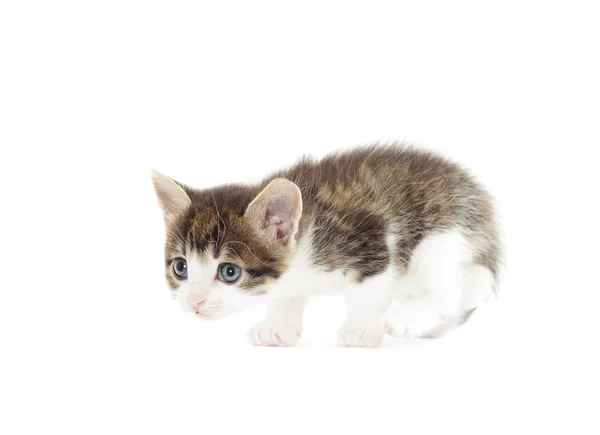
left=384, top=304, right=443, bottom=339
left=337, top=322, right=384, bottom=348
left=247, top=321, right=302, bottom=347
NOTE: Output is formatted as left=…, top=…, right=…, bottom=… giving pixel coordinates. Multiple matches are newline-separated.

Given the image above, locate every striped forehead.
left=167, top=213, right=224, bottom=257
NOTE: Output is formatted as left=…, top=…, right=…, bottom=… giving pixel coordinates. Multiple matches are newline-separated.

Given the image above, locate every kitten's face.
left=151, top=171, right=302, bottom=318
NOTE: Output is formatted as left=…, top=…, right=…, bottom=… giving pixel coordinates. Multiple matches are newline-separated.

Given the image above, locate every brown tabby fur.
left=162, top=144, right=501, bottom=293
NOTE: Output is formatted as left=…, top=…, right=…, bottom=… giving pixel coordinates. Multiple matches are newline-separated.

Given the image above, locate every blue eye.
left=172, top=258, right=187, bottom=279
left=218, top=263, right=242, bottom=283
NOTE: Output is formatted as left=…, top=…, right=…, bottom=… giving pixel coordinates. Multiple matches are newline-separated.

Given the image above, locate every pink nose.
left=188, top=295, right=205, bottom=312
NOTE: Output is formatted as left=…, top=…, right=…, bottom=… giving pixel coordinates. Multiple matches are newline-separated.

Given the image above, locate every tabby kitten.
left=151, top=144, right=501, bottom=347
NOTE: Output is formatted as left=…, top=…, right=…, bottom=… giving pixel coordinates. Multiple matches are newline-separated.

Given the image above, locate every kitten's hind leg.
left=337, top=269, right=394, bottom=348
left=384, top=230, right=486, bottom=339
left=384, top=296, right=458, bottom=339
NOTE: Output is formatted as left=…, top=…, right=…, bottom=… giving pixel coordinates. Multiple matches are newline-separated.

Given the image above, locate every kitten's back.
left=269, top=144, right=500, bottom=281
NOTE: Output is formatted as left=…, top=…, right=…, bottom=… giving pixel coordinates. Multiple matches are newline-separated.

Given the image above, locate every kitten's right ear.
left=150, top=170, right=191, bottom=216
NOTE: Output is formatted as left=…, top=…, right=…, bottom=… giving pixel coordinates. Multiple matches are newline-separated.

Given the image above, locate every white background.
left=1, top=1, right=599, bottom=434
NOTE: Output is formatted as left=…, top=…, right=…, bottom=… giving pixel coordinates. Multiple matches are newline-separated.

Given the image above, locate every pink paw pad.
left=383, top=322, right=401, bottom=338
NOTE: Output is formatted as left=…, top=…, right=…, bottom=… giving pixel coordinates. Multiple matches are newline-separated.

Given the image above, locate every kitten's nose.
left=188, top=295, right=205, bottom=312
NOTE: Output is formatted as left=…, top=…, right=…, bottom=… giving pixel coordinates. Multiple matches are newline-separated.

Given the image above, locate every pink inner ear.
left=265, top=197, right=294, bottom=239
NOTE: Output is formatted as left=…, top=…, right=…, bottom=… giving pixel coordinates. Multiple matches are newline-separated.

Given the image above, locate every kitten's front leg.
left=338, top=271, right=393, bottom=348
left=247, top=298, right=305, bottom=347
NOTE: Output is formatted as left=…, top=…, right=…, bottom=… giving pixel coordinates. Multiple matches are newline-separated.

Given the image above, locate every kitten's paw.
left=384, top=304, right=443, bottom=339
left=337, top=322, right=383, bottom=348
left=247, top=321, right=302, bottom=347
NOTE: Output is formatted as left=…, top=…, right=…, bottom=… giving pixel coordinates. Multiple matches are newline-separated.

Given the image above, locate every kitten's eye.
left=172, top=258, right=187, bottom=280
left=217, top=263, right=242, bottom=284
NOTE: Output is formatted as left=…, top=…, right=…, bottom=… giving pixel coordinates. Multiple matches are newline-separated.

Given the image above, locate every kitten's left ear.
left=150, top=170, right=191, bottom=217
left=245, top=178, right=303, bottom=247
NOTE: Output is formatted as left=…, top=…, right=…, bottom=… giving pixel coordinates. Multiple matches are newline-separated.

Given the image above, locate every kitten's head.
left=151, top=170, right=302, bottom=318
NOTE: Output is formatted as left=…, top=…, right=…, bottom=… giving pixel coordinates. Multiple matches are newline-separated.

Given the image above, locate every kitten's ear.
left=245, top=178, right=303, bottom=246
left=150, top=170, right=191, bottom=216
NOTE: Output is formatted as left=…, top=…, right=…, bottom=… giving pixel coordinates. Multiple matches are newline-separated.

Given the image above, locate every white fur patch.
left=385, top=228, right=494, bottom=338
left=176, top=253, right=261, bottom=318
left=171, top=227, right=495, bottom=344
left=268, top=229, right=346, bottom=299
left=337, top=266, right=394, bottom=347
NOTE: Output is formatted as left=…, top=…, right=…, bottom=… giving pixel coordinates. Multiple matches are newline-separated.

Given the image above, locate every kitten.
left=151, top=144, right=501, bottom=347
